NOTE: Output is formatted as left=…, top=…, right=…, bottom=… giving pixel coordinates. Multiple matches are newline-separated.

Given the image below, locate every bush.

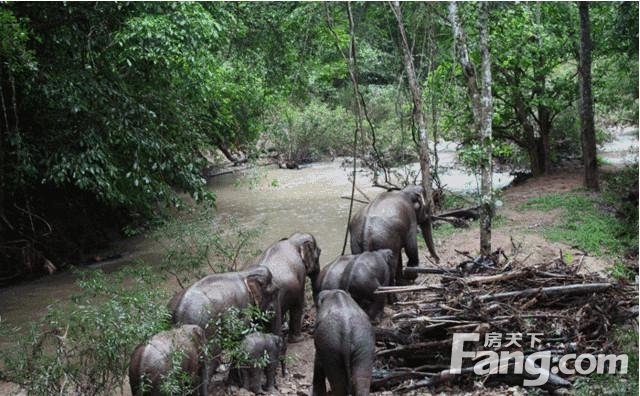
left=0, top=209, right=264, bottom=395
left=153, top=208, right=263, bottom=287
left=263, top=99, right=353, bottom=162
left=0, top=265, right=171, bottom=396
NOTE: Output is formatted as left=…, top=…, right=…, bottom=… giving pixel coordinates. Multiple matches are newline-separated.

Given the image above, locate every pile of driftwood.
left=372, top=250, right=638, bottom=393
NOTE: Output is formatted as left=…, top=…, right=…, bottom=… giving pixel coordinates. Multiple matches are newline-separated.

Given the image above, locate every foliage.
left=263, top=99, right=353, bottom=162
left=602, top=164, right=639, bottom=244
left=153, top=207, right=262, bottom=286
left=522, top=192, right=636, bottom=256
left=0, top=265, right=171, bottom=396
left=211, top=305, right=274, bottom=369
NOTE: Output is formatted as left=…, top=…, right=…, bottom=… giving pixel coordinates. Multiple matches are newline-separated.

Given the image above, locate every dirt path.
left=432, top=167, right=611, bottom=274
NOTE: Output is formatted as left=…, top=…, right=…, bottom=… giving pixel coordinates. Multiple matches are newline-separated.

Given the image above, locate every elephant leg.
left=352, top=363, right=372, bottom=396
left=387, top=252, right=401, bottom=303
left=311, top=353, right=327, bottom=396
left=264, top=362, right=277, bottom=391
left=288, top=295, right=304, bottom=343
left=368, top=294, right=386, bottom=323
left=244, top=367, right=262, bottom=395
left=401, top=231, right=420, bottom=283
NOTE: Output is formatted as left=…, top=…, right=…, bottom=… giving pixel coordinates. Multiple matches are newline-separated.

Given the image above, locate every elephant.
left=339, top=249, right=393, bottom=321
left=311, top=254, right=352, bottom=306
left=311, top=250, right=393, bottom=321
left=247, top=232, right=321, bottom=343
left=228, top=332, right=287, bottom=394
left=312, top=290, right=375, bottom=396
left=169, top=266, right=281, bottom=371
left=349, top=185, right=439, bottom=285
left=129, top=325, right=209, bottom=396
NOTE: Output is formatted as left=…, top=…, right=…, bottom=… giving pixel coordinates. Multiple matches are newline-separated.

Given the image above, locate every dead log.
left=436, top=206, right=480, bottom=219
left=377, top=339, right=452, bottom=358
left=374, top=285, right=444, bottom=295
left=463, top=269, right=529, bottom=285
left=478, top=282, right=612, bottom=302
left=403, top=267, right=458, bottom=276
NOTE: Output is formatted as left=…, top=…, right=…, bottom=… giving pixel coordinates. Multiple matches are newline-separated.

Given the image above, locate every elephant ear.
left=298, top=240, right=319, bottom=275
left=245, top=273, right=268, bottom=308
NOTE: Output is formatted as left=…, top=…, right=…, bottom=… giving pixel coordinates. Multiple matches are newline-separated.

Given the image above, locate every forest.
left=0, top=2, right=638, bottom=396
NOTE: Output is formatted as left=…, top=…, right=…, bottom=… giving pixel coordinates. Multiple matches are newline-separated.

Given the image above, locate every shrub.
left=263, top=99, right=353, bottom=163
left=0, top=265, right=171, bottom=396
left=153, top=208, right=263, bottom=287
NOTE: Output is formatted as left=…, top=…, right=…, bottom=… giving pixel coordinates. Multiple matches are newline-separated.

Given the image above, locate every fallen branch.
left=478, top=282, right=612, bottom=302
left=374, top=285, right=444, bottom=295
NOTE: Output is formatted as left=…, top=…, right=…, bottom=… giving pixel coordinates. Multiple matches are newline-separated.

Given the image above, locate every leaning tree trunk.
left=390, top=1, right=439, bottom=262
left=449, top=1, right=493, bottom=256
left=578, top=2, right=599, bottom=191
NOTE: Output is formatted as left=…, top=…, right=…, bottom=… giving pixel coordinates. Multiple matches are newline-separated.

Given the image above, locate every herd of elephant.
left=129, top=185, right=436, bottom=395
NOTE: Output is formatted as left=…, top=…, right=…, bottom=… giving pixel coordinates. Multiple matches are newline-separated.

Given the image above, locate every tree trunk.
left=578, top=2, right=599, bottom=191
left=533, top=1, right=551, bottom=175
left=478, top=2, right=493, bottom=256
left=449, top=1, right=493, bottom=256
left=390, top=1, right=439, bottom=262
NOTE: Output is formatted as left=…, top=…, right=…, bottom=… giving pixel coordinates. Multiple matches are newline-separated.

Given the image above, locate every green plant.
left=0, top=265, right=171, bottom=396
left=153, top=208, right=262, bottom=286
left=608, top=261, right=636, bottom=282
left=263, top=99, right=353, bottom=163
left=210, top=305, right=274, bottom=369
left=522, top=192, right=636, bottom=256
left=158, top=349, right=201, bottom=396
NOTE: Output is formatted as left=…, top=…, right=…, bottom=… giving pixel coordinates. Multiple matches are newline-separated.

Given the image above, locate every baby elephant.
left=340, top=249, right=393, bottom=321
left=129, top=325, right=209, bottom=396
left=229, top=332, right=287, bottom=394
left=312, top=290, right=375, bottom=396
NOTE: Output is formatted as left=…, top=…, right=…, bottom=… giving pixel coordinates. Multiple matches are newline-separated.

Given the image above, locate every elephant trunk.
left=420, top=218, right=440, bottom=263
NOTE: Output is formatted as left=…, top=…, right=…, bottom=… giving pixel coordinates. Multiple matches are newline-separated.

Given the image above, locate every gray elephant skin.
left=129, top=324, right=209, bottom=396
left=312, top=290, right=375, bottom=396
left=229, top=332, right=287, bottom=394
left=312, top=250, right=393, bottom=321
left=340, top=249, right=392, bottom=321
left=349, top=185, right=439, bottom=284
left=248, top=232, right=321, bottom=343
left=169, top=266, right=281, bottom=372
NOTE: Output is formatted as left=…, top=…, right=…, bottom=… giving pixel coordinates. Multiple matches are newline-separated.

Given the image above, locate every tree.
left=449, top=1, right=493, bottom=256
left=390, top=1, right=439, bottom=262
left=490, top=3, right=576, bottom=176
left=578, top=2, right=599, bottom=191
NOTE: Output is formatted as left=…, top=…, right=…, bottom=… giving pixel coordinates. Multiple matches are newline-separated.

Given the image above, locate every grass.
left=521, top=192, right=636, bottom=256
left=608, top=261, right=637, bottom=282
left=573, top=327, right=639, bottom=396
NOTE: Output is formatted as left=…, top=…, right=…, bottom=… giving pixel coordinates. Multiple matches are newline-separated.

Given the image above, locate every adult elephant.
left=312, top=250, right=393, bottom=321
left=349, top=185, right=439, bottom=285
left=312, top=290, right=375, bottom=396
left=169, top=266, right=280, bottom=340
left=248, top=232, right=321, bottom=343
left=129, top=325, right=208, bottom=396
